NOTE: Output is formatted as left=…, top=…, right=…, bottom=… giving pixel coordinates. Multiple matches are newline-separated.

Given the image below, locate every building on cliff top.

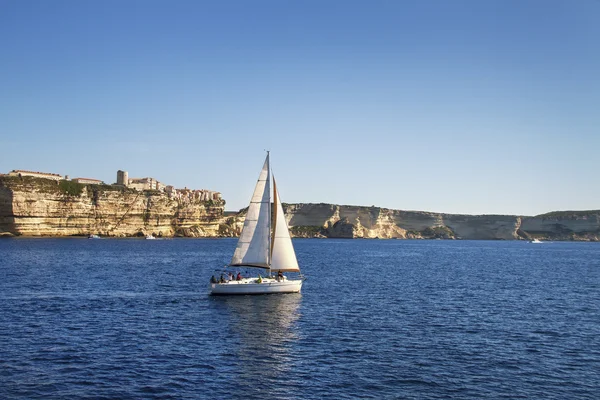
left=115, top=170, right=221, bottom=200
left=116, top=170, right=128, bottom=186
left=8, top=170, right=63, bottom=181
left=116, top=170, right=167, bottom=192
left=72, top=177, right=104, bottom=185
left=117, top=170, right=161, bottom=191
left=176, top=187, right=222, bottom=201
left=128, top=177, right=164, bottom=191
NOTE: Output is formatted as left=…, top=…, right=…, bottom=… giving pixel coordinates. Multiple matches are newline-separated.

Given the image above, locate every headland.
left=1, top=170, right=598, bottom=241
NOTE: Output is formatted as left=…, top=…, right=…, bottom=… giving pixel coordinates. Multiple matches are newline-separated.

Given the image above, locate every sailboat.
left=210, top=153, right=303, bottom=295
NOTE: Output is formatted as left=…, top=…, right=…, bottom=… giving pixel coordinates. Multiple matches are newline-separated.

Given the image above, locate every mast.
left=267, top=151, right=272, bottom=272
left=270, top=168, right=277, bottom=271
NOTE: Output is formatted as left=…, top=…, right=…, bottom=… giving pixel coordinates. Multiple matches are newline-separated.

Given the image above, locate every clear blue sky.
left=1, top=0, right=598, bottom=215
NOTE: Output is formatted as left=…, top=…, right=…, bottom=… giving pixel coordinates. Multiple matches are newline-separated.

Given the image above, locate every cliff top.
left=535, top=210, right=600, bottom=218
left=283, top=202, right=526, bottom=218
left=0, top=175, right=135, bottom=195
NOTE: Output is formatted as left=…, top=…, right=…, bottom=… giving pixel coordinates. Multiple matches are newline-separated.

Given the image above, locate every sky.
left=1, top=0, right=598, bottom=216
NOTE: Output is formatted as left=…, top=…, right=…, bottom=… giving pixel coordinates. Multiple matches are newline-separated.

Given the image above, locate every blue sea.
left=0, top=238, right=598, bottom=399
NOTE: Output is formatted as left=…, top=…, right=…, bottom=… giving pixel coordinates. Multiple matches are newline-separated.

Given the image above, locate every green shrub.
left=290, top=225, right=325, bottom=236
left=58, top=180, right=84, bottom=196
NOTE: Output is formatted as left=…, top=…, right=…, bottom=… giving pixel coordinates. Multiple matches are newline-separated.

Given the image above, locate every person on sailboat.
left=236, top=272, right=242, bottom=281
left=277, top=270, right=284, bottom=281
left=210, top=275, right=218, bottom=284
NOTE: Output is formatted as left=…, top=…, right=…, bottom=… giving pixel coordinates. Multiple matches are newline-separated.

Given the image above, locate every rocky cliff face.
left=2, top=177, right=598, bottom=241
left=283, top=203, right=600, bottom=241
left=519, top=212, right=600, bottom=241
left=0, top=176, right=231, bottom=237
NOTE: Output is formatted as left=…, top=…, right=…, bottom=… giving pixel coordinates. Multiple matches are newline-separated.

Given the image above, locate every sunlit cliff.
left=1, top=176, right=598, bottom=241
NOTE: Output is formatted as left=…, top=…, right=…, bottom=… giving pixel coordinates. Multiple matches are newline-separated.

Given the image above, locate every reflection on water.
left=4, top=239, right=599, bottom=399
left=208, top=294, right=302, bottom=395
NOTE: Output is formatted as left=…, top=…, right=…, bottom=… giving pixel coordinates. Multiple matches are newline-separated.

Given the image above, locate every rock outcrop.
left=520, top=212, right=600, bottom=241
left=0, top=176, right=230, bottom=237
left=283, top=203, right=600, bottom=241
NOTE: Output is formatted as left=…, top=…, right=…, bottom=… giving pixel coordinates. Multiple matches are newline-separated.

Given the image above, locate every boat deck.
left=210, top=277, right=302, bottom=295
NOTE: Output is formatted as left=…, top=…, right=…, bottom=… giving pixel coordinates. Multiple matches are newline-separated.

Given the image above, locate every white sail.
left=211, top=153, right=303, bottom=295
left=230, top=155, right=271, bottom=268
left=270, top=178, right=300, bottom=272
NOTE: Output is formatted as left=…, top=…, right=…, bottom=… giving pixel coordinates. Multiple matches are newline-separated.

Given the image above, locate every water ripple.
left=0, top=239, right=599, bottom=399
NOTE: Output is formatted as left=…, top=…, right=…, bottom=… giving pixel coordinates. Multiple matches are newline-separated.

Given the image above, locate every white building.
left=72, top=177, right=104, bottom=185
left=128, top=177, right=161, bottom=191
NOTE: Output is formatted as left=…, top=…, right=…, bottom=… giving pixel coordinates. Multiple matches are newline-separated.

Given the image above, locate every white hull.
left=210, top=278, right=302, bottom=295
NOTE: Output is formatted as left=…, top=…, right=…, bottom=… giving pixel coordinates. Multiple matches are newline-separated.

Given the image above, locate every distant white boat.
left=210, top=152, right=303, bottom=295
left=88, top=234, right=101, bottom=239
left=145, top=235, right=156, bottom=240
left=530, top=238, right=543, bottom=244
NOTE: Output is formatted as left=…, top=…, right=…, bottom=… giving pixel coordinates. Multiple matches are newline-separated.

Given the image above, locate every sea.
left=0, top=238, right=598, bottom=399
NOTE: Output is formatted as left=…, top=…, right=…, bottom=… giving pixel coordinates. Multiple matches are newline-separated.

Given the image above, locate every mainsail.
left=229, top=153, right=300, bottom=273
left=270, top=178, right=300, bottom=272
left=230, top=155, right=271, bottom=268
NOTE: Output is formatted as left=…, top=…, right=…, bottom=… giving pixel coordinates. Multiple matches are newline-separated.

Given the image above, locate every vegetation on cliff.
left=290, top=225, right=326, bottom=238
left=407, top=226, right=457, bottom=239
left=536, top=210, right=600, bottom=218
left=0, top=176, right=136, bottom=196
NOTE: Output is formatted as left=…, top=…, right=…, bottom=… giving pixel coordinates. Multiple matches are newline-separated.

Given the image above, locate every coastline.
left=1, top=176, right=599, bottom=241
